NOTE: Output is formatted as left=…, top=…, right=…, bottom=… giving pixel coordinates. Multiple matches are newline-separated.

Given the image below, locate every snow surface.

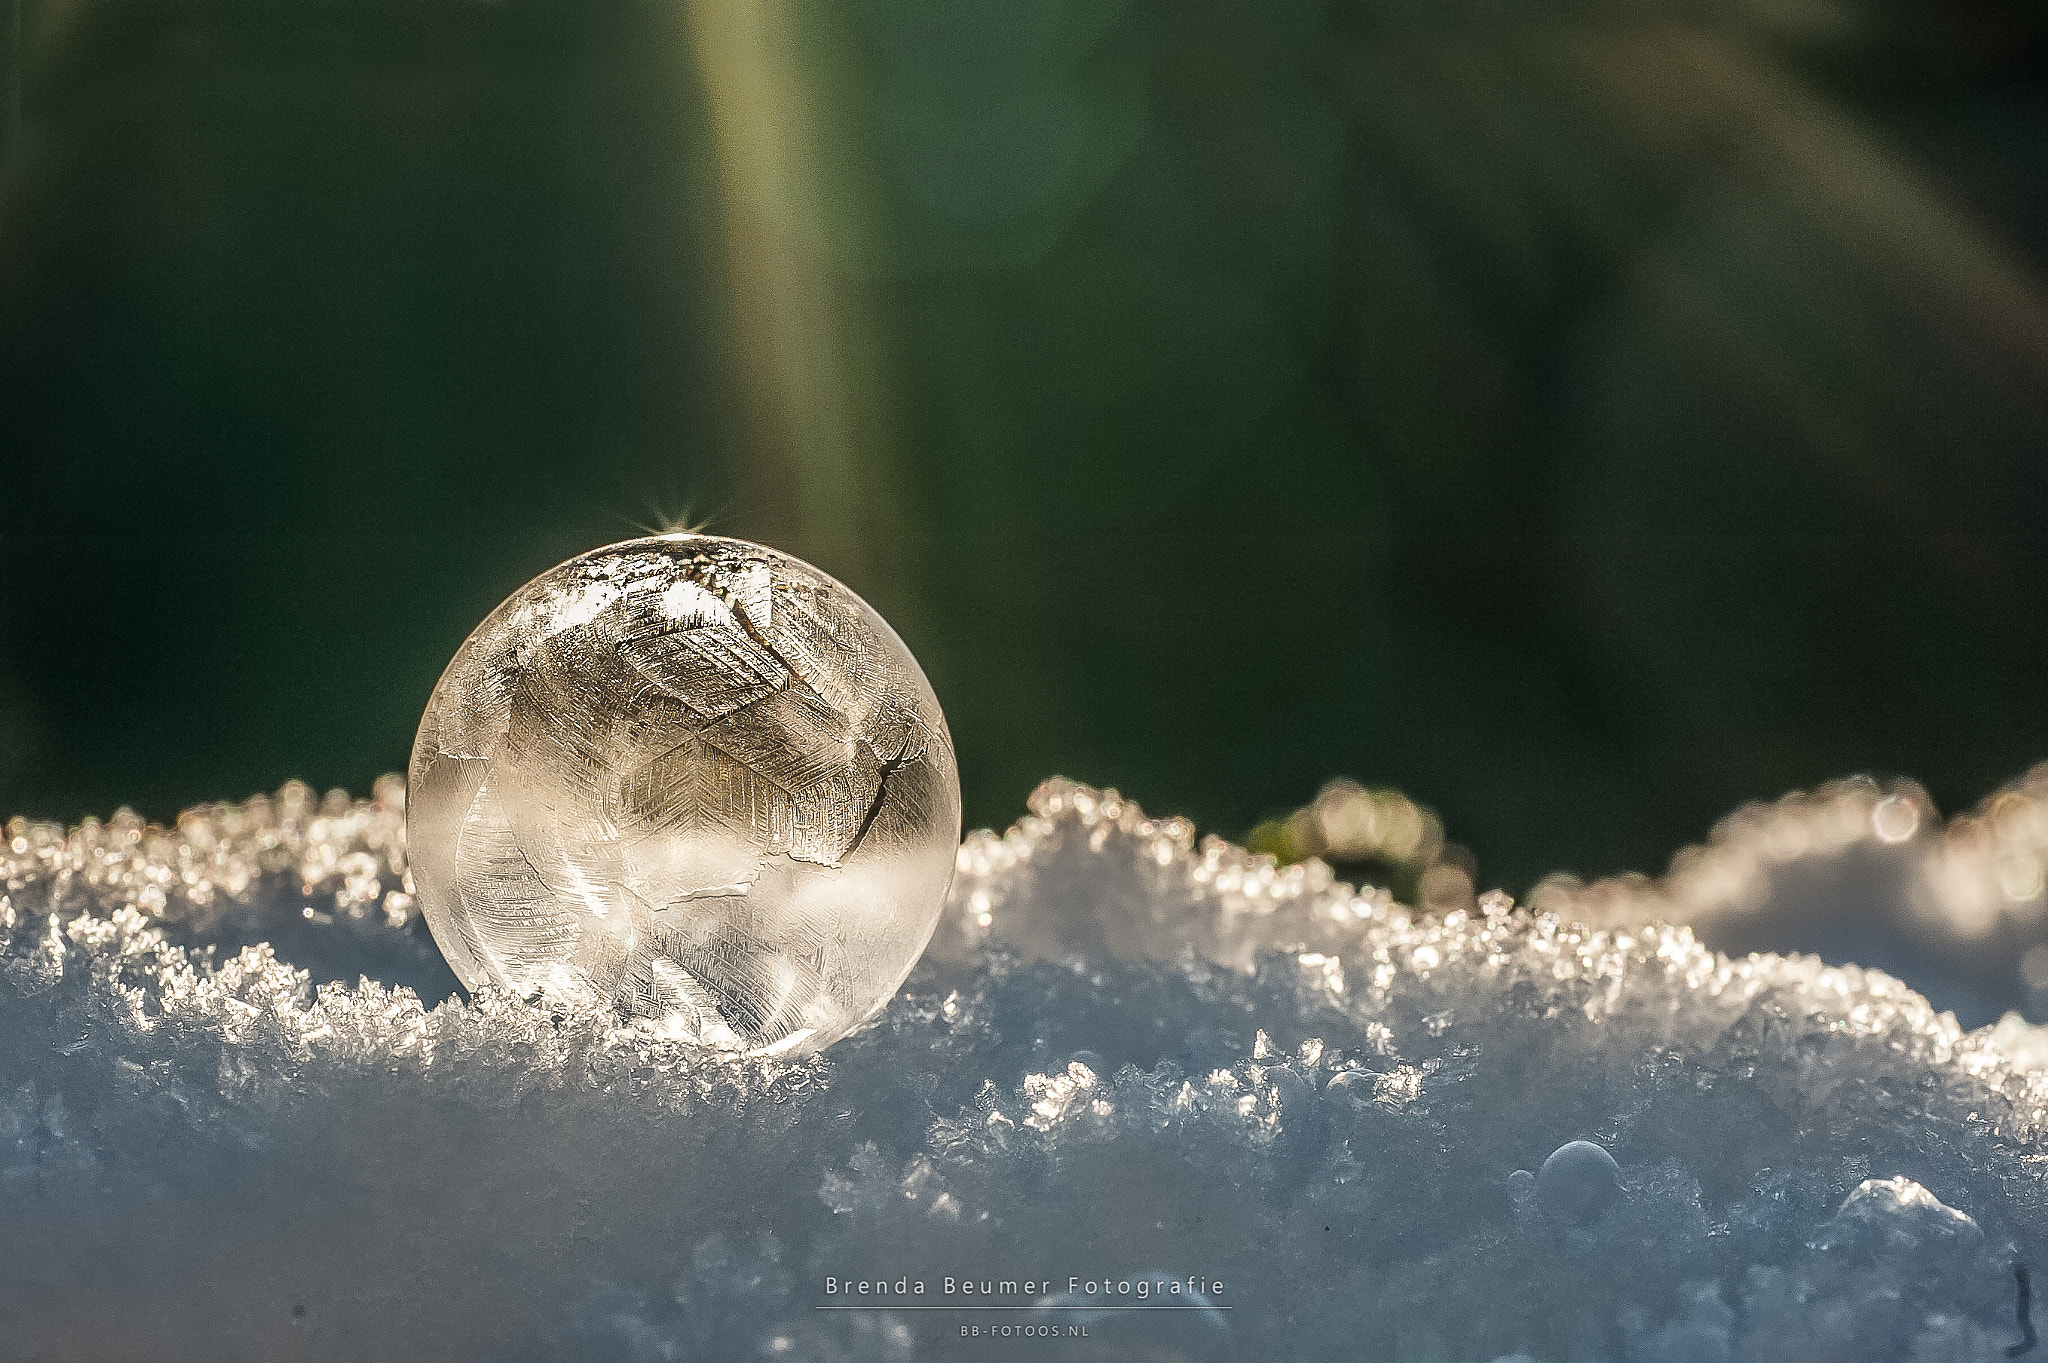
left=5, top=774, right=2048, bottom=1361
left=1534, top=767, right=2048, bottom=1029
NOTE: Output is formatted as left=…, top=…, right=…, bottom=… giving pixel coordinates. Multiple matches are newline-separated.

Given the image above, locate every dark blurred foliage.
left=3, top=0, right=2047, bottom=896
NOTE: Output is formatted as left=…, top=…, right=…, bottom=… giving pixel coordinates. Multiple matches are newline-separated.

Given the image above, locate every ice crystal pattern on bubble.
left=407, top=535, right=960, bottom=1055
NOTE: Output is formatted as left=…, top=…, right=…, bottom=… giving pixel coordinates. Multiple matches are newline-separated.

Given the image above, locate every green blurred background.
left=3, top=0, right=2046, bottom=896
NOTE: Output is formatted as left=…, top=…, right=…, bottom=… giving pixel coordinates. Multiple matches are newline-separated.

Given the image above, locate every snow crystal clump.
left=5, top=775, right=2048, bottom=1360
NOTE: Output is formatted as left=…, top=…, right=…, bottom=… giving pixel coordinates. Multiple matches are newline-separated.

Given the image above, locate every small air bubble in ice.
left=1537, top=1140, right=1621, bottom=1224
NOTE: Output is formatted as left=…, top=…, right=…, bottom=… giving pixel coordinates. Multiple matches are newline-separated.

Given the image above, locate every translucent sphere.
left=407, top=535, right=960, bottom=1056
left=1537, top=1140, right=1622, bottom=1223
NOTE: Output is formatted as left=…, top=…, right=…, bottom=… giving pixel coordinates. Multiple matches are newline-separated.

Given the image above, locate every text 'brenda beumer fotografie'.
left=821, top=1274, right=1227, bottom=1303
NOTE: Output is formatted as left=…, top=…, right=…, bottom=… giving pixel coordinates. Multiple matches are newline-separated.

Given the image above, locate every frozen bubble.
left=1507, top=1168, right=1536, bottom=1201
left=407, top=536, right=961, bottom=1056
left=1538, top=1140, right=1622, bottom=1224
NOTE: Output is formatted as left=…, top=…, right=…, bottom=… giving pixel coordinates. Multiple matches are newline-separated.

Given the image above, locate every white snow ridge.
left=6, top=774, right=2048, bottom=1361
